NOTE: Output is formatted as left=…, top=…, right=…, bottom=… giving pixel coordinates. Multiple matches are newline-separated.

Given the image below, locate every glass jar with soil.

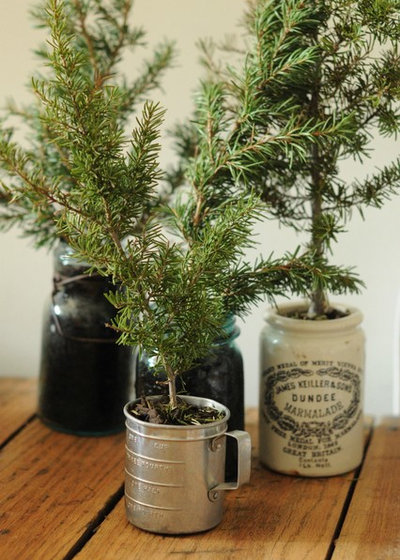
left=135, top=315, right=244, bottom=479
left=38, top=241, right=134, bottom=435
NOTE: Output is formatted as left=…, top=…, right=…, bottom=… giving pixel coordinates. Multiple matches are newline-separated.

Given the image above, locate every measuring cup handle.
left=210, top=430, right=251, bottom=497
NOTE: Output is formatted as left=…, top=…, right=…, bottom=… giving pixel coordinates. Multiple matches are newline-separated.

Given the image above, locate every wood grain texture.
left=332, top=417, right=400, bottom=560
left=2, top=381, right=385, bottom=560
left=0, top=419, right=125, bottom=560
left=0, top=377, right=37, bottom=443
left=74, top=409, right=365, bottom=560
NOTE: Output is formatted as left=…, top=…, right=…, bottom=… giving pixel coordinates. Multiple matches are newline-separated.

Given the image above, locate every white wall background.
left=0, top=0, right=399, bottom=416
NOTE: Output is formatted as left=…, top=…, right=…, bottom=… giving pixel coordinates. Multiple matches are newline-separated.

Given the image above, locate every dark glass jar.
left=38, top=241, right=134, bottom=435
left=135, top=315, right=244, bottom=478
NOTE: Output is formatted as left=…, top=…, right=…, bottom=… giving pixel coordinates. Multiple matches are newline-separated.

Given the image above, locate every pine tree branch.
left=171, top=0, right=400, bottom=317
left=71, top=0, right=99, bottom=74
left=0, top=0, right=174, bottom=248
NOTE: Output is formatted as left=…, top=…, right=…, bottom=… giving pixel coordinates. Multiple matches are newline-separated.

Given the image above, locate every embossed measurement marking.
left=125, top=446, right=185, bottom=464
left=125, top=493, right=183, bottom=512
left=124, top=470, right=184, bottom=488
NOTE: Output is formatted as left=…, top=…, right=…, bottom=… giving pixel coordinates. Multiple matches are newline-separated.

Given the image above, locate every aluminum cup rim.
left=123, top=394, right=230, bottom=430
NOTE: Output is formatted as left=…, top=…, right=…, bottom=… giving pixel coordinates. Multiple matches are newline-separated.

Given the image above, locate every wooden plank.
left=0, top=419, right=125, bottom=560
left=0, top=377, right=37, bottom=443
left=331, top=416, right=400, bottom=560
left=74, top=409, right=369, bottom=560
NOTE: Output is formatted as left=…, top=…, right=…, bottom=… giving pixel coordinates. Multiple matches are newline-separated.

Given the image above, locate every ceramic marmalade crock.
left=259, top=302, right=365, bottom=477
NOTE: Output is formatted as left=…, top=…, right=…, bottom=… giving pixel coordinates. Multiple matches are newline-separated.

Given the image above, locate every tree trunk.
left=168, top=377, right=178, bottom=409
left=307, top=61, right=329, bottom=318
left=308, top=164, right=329, bottom=317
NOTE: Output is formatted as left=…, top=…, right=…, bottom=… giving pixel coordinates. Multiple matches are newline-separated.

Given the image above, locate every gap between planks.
left=325, top=417, right=375, bottom=560
left=62, top=483, right=125, bottom=560
left=0, top=413, right=37, bottom=451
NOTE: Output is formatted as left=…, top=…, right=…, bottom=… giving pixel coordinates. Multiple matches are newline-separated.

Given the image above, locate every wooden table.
left=1, top=378, right=399, bottom=560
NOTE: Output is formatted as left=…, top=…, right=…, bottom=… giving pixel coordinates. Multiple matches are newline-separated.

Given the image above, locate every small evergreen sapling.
left=10, top=0, right=360, bottom=414
left=171, top=0, right=400, bottom=318
left=0, top=0, right=174, bottom=248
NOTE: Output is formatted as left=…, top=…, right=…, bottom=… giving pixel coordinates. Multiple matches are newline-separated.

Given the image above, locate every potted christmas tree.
left=0, top=0, right=174, bottom=435
left=138, top=0, right=367, bottom=475
left=10, top=0, right=362, bottom=532
left=173, top=0, right=400, bottom=476
left=257, top=0, right=400, bottom=477
left=0, top=0, right=344, bottom=439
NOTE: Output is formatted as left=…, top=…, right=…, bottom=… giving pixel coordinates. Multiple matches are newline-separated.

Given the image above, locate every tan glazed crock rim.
left=265, top=301, right=364, bottom=333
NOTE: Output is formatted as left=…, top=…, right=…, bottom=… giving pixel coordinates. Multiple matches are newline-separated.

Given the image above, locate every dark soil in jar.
left=38, top=273, right=134, bottom=435
left=38, top=319, right=134, bottom=435
left=136, top=344, right=244, bottom=480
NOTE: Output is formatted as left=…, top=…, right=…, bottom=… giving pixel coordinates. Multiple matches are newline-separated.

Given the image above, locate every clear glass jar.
left=259, top=301, right=365, bottom=476
left=38, top=241, right=133, bottom=435
left=135, top=315, right=244, bottom=479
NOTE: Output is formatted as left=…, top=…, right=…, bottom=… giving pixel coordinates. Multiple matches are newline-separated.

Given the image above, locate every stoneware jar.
left=259, top=302, right=365, bottom=477
left=124, top=396, right=251, bottom=534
